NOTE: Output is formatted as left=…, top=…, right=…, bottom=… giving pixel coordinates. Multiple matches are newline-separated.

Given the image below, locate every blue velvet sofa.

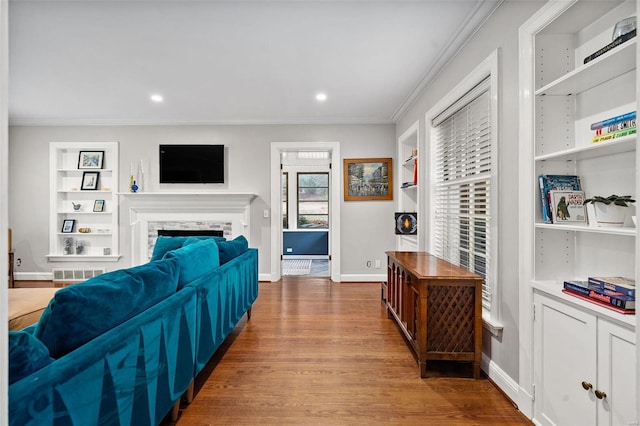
left=8, top=236, right=258, bottom=426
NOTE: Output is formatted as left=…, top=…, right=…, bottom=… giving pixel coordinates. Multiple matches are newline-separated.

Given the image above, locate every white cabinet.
left=534, top=291, right=636, bottom=426
left=48, top=142, right=120, bottom=262
left=519, top=0, right=638, bottom=422
left=396, top=121, right=420, bottom=251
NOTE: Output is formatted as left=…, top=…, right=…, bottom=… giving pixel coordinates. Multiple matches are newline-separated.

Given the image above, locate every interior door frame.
left=270, top=142, right=341, bottom=282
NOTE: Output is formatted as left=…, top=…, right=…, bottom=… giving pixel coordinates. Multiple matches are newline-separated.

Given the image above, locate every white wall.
left=395, top=1, right=545, bottom=388
left=8, top=123, right=396, bottom=280
left=1, top=0, right=9, bottom=421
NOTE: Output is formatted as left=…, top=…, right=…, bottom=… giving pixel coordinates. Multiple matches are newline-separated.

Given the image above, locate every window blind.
left=432, top=77, right=492, bottom=309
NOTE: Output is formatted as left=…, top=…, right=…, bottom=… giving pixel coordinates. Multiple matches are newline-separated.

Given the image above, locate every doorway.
left=270, top=142, right=341, bottom=282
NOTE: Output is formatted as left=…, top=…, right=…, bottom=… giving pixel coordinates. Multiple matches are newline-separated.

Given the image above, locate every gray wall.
left=8, top=123, right=396, bottom=279
left=395, top=1, right=545, bottom=385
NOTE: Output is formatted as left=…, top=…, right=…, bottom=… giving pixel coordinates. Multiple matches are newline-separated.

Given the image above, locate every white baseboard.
left=339, top=273, right=386, bottom=282
left=258, top=273, right=272, bottom=282
left=15, top=272, right=53, bottom=281
left=481, top=353, right=521, bottom=408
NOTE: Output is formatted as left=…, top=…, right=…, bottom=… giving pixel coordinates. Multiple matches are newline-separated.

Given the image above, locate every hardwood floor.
left=168, top=278, right=532, bottom=425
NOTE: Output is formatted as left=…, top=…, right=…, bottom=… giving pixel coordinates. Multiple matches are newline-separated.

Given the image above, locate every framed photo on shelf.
left=343, top=158, right=393, bottom=201
left=81, top=171, right=100, bottom=190
left=93, top=199, right=105, bottom=212
left=61, top=219, right=75, bottom=233
left=78, top=151, right=104, bottom=169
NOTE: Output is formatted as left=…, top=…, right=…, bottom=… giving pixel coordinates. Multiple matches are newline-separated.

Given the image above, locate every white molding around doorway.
left=270, top=142, right=341, bottom=282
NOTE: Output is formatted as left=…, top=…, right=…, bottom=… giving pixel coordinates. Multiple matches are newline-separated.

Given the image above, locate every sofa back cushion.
left=164, top=238, right=220, bottom=289
left=151, top=235, right=225, bottom=261
left=216, top=235, right=249, bottom=264
left=9, top=331, right=55, bottom=385
left=34, top=257, right=180, bottom=358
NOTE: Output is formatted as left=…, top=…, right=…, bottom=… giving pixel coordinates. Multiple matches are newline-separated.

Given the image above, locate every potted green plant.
left=584, top=194, right=635, bottom=227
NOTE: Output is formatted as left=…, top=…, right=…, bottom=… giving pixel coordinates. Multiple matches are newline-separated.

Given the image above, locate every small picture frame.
left=81, top=171, right=100, bottom=190
left=61, top=219, right=76, bottom=233
left=93, top=199, right=105, bottom=212
left=78, top=151, right=104, bottom=169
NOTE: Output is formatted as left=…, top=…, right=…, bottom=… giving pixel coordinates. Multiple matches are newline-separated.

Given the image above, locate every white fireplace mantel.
left=118, top=192, right=257, bottom=265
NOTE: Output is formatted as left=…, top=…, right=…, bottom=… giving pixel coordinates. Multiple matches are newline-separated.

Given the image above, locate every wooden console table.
left=386, top=251, right=483, bottom=379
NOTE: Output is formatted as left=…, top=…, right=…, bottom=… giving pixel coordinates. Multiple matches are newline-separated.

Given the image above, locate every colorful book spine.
left=591, top=127, right=636, bottom=143
left=588, top=276, right=636, bottom=298
left=563, top=280, right=591, bottom=297
left=562, top=289, right=635, bottom=314
left=588, top=290, right=635, bottom=310
left=594, top=119, right=636, bottom=135
left=590, top=111, right=636, bottom=130
left=538, top=175, right=582, bottom=223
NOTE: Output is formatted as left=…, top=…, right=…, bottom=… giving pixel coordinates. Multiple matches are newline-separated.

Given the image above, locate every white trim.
left=517, top=2, right=577, bottom=419
left=392, top=0, right=503, bottom=121
left=258, top=273, right=271, bottom=282
left=270, top=142, right=341, bottom=283
left=425, top=49, right=500, bottom=320
left=1, top=0, right=8, bottom=421
left=340, top=274, right=386, bottom=283
left=15, top=272, right=54, bottom=281
left=481, top=353, right=520, bottom=405
left=483, top=314, right=504, bottom=338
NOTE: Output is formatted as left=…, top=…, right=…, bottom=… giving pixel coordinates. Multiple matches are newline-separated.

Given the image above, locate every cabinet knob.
left=595, top=389, right=607, bottom=400
left=581, top=381, right=593, bottom=391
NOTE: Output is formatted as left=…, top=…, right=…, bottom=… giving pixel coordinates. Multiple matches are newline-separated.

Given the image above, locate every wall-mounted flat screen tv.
left=159, top=144, right=224, bottom=183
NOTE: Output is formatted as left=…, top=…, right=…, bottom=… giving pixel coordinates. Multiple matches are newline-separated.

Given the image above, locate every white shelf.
left=56, top=232, right=112, bottom=236
left=401, top=184, right=417, bottom=190
left=535, top=222, right=636, bottom=236
left=57, top=168, right=114, bottom=173
left=535, top=135, right=636, bottom=162
left=402, top=156, right=417, bottom=166
left=58, top=211, right=111, bottom=215
left=57, top=190, right=113, bottom=194
left=532, top=280, right=635, bottom=329
left=535, top=39, right=636, bottom=97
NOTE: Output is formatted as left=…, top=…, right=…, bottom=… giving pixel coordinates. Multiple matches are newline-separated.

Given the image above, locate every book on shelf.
left=412, top=158, right=417, bottom=186
left=401, top=181, right=415, bottom=188
left=562, top=289, right=635, bottom=314
left=590, top=111, right=636, bottom=131
left=583, top=28, right=636, bottom=65
left=563, top=280, right=635, bottom=311
left=588, top=276, right=636, bottom=298
left=549, top=190, right=586, bottom=223
left=593, top=118, right=636, bottom=135
left=591, top=127, right=636, bottom=143
left=538, top=175, right=582, bottom=224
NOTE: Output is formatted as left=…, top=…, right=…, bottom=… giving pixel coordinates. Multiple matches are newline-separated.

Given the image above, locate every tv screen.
left=159, top=144, right=224, bottom=183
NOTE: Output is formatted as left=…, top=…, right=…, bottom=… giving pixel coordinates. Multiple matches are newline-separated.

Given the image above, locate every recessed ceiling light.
left=316, top=93, right=327, bottom=102
left=150, top=94, right=164, bottom=103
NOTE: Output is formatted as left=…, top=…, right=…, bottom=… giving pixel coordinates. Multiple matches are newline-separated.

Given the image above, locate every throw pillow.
left=150, top=235, right=225, bottom=261
left=164, top=238, right=220, bottom=288
left=9, top=330, right=55, bottom=385
left=34, top=257, right=180, bottom=358
left=216, top=235, right=249, bottom=264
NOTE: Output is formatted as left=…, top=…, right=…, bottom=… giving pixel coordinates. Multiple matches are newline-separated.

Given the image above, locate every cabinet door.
left=597, top=319, right=637, bottom=426
left=534, top=293, right=597, bottom=426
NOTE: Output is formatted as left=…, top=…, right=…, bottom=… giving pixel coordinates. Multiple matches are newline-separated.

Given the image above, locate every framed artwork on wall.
left=81, top=171, right=100, bottom=190
left=78, top=151, right=104, bottom=169
left=343, top=158, right=393, bottom=201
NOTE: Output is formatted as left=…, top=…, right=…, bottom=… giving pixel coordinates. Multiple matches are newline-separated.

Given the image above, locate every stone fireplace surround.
left=119, top=192, right=256, bottom=265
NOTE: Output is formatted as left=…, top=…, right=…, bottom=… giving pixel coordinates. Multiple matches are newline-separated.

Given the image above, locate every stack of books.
left=563, top=277, right=635, bottom=314
left=538, top=175, right=582, bottom=223
left=591, top=111, right=636, bottom=143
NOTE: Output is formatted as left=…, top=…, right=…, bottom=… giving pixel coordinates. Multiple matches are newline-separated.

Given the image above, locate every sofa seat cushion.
left=164, top=238, right=220, bottom=289
left=216, top=236, right=249, bottom=264
left=151, top=235, right=225, bottom=261
left=9, top=330, right=55, bottom=385
left=33, top=257, right=180, bottom=358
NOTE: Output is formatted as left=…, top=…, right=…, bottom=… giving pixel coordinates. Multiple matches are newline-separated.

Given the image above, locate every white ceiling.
left=8, top=0, right=500, bottom=126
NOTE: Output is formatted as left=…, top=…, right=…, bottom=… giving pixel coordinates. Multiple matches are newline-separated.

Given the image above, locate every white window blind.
left=432, top=77, right=492, bottom=310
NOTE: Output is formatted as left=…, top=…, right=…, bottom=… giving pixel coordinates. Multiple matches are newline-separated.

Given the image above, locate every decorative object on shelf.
left=78, top=227, right=92, bottom=233
left=129, top=172, right=135, bottom=193
left=549, top=190, right=586, bottom=223
left=72, top=202, right=82, bottom=211
left=343, top=158, right=393, bottom=201
left=583, top=18, right=636, bottom=65
left=584, top=195, right=636, bottom=227
left=395, top=212, right=417, bottom=235
left=93, top=199, right=105, bottom=212
left=61, top=219, right=75, bottom=233
left=103, top=247, right=111, bottom=256
left=75, top=240, right=87, bottom=255
left=63, top=237, right=75, bottom=255
left=131, top=180, right=139, bottom=193
left=136, top=159, right=144, bottom=192
left=77, top=151, right=104, bottom=169
left=81, top=171, right=100, bottom=190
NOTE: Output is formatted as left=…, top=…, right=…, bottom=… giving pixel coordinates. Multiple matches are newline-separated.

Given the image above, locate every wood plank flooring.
left=167, top=278, right=532, bottom=425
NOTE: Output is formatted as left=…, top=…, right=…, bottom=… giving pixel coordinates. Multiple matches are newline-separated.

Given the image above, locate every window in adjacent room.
left=282, top=172, right=289, bottom=229
left=297, top=172, right=329, bottom=228
left=429, top=51, right=498, bottom=317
